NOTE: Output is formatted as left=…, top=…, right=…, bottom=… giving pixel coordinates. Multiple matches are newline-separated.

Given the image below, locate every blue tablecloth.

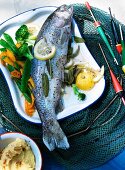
left=1, top=127, right=125, bottom=170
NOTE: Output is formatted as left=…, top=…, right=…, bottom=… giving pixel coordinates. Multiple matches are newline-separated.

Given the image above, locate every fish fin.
left=42, top=119, right=69, bottom=151
left=43, top=135, right=69, bottom=151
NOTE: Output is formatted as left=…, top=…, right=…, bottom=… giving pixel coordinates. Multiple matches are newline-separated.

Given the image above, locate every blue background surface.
left=1, top=127, right=125, bottom=170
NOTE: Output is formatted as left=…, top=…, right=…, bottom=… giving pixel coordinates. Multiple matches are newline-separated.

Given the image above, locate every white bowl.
left=0, top=132, right=42, bottom=170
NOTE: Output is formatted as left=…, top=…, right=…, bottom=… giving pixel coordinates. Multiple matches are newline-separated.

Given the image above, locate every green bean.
left=15, top=78, right=32, bottom=103
left=21, top=58, right=31, bottom=93
left=3, top=33, right=18, bottom=55
left=0, top=39, right=13, bottom=52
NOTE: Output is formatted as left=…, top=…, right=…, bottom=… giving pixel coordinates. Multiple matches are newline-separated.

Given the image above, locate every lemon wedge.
left=76, top=71, right=95, bottom=90
left=34, top=38, right=56, bottom=60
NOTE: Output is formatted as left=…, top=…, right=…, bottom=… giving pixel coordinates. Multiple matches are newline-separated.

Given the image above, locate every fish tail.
left=42, top=118, right=69, bottom=151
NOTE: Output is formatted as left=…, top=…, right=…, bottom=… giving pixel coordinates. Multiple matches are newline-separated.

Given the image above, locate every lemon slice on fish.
left=34, top=38, right=56, bottom=60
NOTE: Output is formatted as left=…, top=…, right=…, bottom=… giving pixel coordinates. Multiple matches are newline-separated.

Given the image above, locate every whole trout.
left=31, top=5, right=73, bottom=151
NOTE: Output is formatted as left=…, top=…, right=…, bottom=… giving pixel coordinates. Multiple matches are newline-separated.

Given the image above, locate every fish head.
left=34, top=5, right=73, bottom=50
left=54, top=5, right=73, bottom=28
left=46, top=5, right=73, bottom=47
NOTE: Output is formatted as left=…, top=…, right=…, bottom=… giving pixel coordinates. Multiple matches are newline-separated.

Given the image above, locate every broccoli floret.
left=72, top=84, right=86, bottom=101
left=15, top=25, right=29, bottom=43
left=77, top=92, right=86, bottom=101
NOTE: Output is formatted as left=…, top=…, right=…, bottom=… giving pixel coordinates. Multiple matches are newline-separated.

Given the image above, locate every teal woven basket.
left=0, top=4, right=125, bottom=170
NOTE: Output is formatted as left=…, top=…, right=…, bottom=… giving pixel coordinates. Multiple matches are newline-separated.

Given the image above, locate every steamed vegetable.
left=18, top=43, right=33, bottom=60
left=72, top=84, right=86, bottom=101
left=0, top=39, right=18, bottom=56
left=0, top=26, right=35, bottom=109
left=25, top=94, right=35, bottom=116
left=3, top=33, right=19, bottom=55
left=15, top=78, right=32, bottom=103
left=15, top=25, right=29, bottom=44
left=0, top=32, right=33, bottom=61
left=21, top=58, right=31, bottom=93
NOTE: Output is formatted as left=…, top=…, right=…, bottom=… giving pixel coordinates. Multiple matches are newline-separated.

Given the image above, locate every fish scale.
left=31, top=5, right=73, bottom=151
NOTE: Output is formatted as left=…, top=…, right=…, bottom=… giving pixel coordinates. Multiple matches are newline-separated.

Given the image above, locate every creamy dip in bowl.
left=0, top=132, right=42, bottom=170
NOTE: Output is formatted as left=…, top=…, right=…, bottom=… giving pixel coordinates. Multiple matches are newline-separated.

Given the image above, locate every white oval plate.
left=0, top=6, right=105, bottom=123
left=0, top=132, right=42, bottom=170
